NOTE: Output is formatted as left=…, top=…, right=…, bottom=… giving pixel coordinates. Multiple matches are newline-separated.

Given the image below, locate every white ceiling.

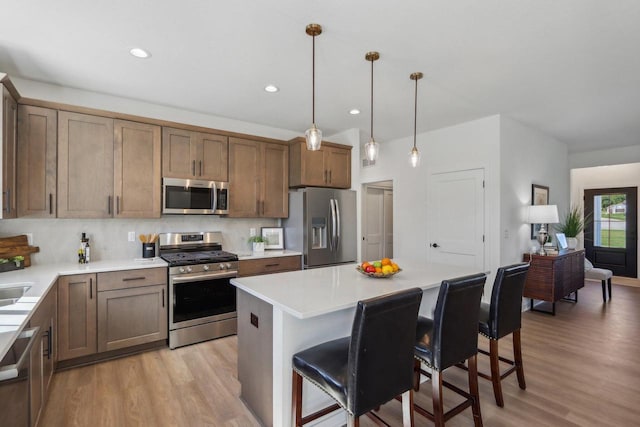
left=2, top=0, right=640, bottom=153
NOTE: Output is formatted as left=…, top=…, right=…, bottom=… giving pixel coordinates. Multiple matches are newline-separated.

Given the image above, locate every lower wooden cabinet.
left=238, top=256, right=302, bottom=277
left=57, top=273, right=97, bottom=361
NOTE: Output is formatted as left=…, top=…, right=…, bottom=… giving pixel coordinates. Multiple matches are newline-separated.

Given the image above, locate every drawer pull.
left=265, top=263, right=280, bottom=267
left=122, top=276, right=146, bottom=282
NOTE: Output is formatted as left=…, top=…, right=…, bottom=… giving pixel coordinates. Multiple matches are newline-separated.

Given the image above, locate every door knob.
left=430, top=243, right=439, bottom=248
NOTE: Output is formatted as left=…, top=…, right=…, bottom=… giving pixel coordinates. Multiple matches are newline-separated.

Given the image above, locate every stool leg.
left=292, top=371, right=303, bottom=426
left=468, top=354, right=483, bottom=427
left=413, top=359, right=421, bottom=391
left=432, top=369, right=445, bottom=427
left=401, top=389, right=415, bottom=427
left=601, top=280, right=607, bottom=302
left=608, top=278, right=612, bottom=300
left=489, top=338, right=504, bottom=407
left=513, top=329, right=526, bottom=390
left=347, top=414, right=359, bottom=427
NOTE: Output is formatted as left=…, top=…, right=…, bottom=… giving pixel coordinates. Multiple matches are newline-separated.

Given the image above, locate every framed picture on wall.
left=531, top=184, right=550, bottom=239
left=261, top=227, right=284, bottom=250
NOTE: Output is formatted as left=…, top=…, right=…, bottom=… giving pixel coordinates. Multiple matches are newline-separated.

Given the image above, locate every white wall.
left=569, top=145, right=640, bottom=169
left=570, top=163, right=640, bottom=277
left=500, top=116, right=570, bottom=263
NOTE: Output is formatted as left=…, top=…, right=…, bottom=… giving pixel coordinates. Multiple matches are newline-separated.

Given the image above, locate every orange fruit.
left=375, top=267, right=382, bottom=273
left=381, top=257, right=391, bottom=266
left=391, top=263, right=399, bottom=272
left=361, top=262, right=371, bottom=270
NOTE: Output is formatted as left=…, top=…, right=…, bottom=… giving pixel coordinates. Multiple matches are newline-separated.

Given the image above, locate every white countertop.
left=236, top=250, right=302, bottom=261
left=230, top=260, right=483, bottom=319
left=0, top=258, right=167, bottom=362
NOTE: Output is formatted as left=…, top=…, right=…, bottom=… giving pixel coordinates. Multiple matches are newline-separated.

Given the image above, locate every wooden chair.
left=584, top=258, right=613, bottom=301
left=292, top=287, right=423, bottom=427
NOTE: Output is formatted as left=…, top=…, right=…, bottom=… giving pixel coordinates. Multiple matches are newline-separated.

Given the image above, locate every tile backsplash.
left=0, top=216, right=279, bottom=264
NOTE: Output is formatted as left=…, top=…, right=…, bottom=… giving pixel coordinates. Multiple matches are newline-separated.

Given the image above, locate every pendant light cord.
left=413, top=77, right=418, bottom=149
left=370, top=58, right=374, bottom=139
left=312, top=34, right=316, bottom=125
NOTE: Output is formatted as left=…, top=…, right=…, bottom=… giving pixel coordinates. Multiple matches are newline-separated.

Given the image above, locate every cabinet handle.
left=265, top=263, right=280, bottom=267
left=48, top=325, right=53, bottom=360
left=199, top=160, right=203, bottom=176
left=324, top=170, right=327, bottom=183
left=116, top=196, right=120, bottom=215
left=261, top=201, right=265, bottom=215
left=162, top=288, right=165, bottom=308
left=49, top=193, right=53, bottom=215
left=3, top=189, right=10, bottom=213
left=192, top=160, right=196, bottom=176
left=122, top=276, right=146, bottom=282
left=329, top=170, right=332, bottom=183
left=108, top=196, right=112, bottom=215
left=90, top=278, right=93, bottom=299
left=256, top=200, right=260, bottom=215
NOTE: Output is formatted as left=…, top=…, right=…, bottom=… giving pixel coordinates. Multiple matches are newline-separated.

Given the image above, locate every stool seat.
left=585, top=258, right=613, bottom=301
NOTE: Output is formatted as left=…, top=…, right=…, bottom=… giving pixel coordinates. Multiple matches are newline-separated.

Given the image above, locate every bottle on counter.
left=78, top=233, right=86, bottom=264
left=84, top=235, right=91, bottom=263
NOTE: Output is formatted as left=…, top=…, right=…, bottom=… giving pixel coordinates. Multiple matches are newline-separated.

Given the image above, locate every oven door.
left=163, top=177, right=217, bottom=214
left=169, top=270, right=237, bottom=329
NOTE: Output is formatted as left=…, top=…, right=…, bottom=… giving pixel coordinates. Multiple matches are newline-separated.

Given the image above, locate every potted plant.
left=556, top=205, right=589, bottom=249
left=248, top=235, right=266, bottom=253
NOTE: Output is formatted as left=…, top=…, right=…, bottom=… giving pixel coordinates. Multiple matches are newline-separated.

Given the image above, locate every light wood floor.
left=41, top=280, right=640, bottom=427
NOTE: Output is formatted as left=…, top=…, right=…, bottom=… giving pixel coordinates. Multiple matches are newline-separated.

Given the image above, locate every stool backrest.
left=347, top=287, right=423, bottom=417
left=489, top=263, right=529, bottom=339
left=432, top=273, right=486, bottom=370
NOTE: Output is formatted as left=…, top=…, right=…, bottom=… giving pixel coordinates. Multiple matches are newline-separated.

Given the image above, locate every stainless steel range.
left=159, top=231, right=238, bottom=349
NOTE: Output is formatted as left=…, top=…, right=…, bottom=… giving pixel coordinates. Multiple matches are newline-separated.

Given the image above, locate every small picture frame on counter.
left=261, top=227, right=284, bottom=250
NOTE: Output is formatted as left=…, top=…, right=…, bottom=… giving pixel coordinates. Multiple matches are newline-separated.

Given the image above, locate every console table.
left=522, top=249, right=585, bottom=315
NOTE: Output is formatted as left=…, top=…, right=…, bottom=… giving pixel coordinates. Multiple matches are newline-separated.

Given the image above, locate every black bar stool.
left=477, top=263, right=529, bottom=407
left=292, top=287, right=423, bottom=427
left=413, top=273, right=486, bottom=427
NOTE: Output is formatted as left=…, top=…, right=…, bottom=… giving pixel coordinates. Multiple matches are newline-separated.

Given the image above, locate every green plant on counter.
left=248, top=235, right=266, bottom=243
left=556, top=205, right=590, bottom=237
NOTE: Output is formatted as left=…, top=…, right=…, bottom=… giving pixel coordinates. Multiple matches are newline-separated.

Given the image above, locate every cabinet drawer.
left=239, top=256, right=301, bottom=277
left=97, top=267, right=166, bottom=291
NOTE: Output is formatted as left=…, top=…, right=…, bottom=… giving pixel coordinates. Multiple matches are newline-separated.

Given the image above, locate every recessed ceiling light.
left=129, top=47, right=151, bottom=58
left=264, top=84, right=279, bottom=93
left=349, top=109, right=360, bottom=115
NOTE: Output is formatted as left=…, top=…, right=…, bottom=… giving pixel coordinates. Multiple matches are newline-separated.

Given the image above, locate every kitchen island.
left=231, top=260, right=484, bottom=427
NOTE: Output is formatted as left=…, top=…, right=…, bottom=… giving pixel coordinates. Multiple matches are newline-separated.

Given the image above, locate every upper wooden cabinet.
left=17, top=105, right=57, bottom=218
left=162, top=127, right=228, bottom=181
left=289, top=137, right=352, bottom=189
left=57, top=112, right=114, bottom=218
left=1, top=85, right=18, bottom=218
left=114, top=120, right=162, bottom=218
left=228, top=137, right=288, bottom=218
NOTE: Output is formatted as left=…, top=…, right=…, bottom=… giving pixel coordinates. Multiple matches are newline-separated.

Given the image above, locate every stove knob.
left=219, top=264, right=226, bottom=270
left=226, top=263, right=232, bottom=269
left=186, top=266, right=193, bottom=273
left=203, top=265, right=210, bottom=271
left=179, top=267, right=185, bottom=274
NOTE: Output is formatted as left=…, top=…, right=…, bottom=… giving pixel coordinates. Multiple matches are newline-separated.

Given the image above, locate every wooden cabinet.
left=522, top=249, right=585, bottom=314
left=238, top=255, right=302, bottom=277
left=17, top=105, right=57, bottom=218
left=57, top=112, right=114, bottom=218
left=97, top=268, right=167, bottom=352
left=1, top=84, right=18, bottom=218
left=162, top=127, right=228, bottom=181
left=28, top=283, right=56, bottom=427
left=57, top=274, right=97, bottom=361
left=228, top=137, right=288, bottom=218
left=289, top=137, right=352, bottom=189
left=114, top=120, right=162, bottom=218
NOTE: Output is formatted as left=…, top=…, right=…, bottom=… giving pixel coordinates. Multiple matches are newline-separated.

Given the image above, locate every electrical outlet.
left=128, top=231, right=136, bottom=242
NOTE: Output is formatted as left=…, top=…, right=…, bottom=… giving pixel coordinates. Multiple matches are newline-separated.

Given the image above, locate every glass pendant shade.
left=365, top=138, right=379, bottom=162
left=305, top=124, right=322, bottom=151
left=409, top=146, right=421, bottom=167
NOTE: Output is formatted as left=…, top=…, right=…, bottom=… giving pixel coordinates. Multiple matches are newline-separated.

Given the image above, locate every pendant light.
left=305, top=23, right=322, bottom=151
left=409, top=72, right=423, bottom=168
left=364, top=51, right=380, bottom=162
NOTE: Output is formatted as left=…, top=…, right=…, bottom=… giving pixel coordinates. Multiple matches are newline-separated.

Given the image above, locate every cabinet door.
left=58, top=112, right=114, bottom=218
left=289, top=139, right=326, bottom=187
left=97, top=284, right=168, bottom=352
left=114, top=120, right=161, bottom=218
left=198, top=132, right=228, bottom=181
left=17, top=105, right=57, bottom=218
left=228, top=137, right=261, bottom=217
left=262, top=142, right=288, bottom=218
left=58, top=274, right=97, bottom=361
left=1, top=86, right=17, bottom=218
left=326, top=146, right=351, bottom=189
left=162, top=127, right=197, bottom=178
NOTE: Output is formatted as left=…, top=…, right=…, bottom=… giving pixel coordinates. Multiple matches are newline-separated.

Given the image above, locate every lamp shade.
left=526, top=204, right=559, bottom=224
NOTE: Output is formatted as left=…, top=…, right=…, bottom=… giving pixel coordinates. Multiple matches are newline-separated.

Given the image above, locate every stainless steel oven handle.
left=0, top=327, right=40, bottom=381
left=171, top=271, right=238, bottom=283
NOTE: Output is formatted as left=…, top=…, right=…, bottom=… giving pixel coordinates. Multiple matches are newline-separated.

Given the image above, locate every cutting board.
left=0, top=235, right=40, bottom=267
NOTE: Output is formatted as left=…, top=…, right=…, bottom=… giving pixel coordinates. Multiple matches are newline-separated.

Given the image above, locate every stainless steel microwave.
left=162, top=177, right=229, bottom=215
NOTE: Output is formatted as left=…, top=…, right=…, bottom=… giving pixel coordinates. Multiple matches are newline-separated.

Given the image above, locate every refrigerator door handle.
left=329, top=199, right=337, bottom=251
left=334, top=198, right=341, bottom=251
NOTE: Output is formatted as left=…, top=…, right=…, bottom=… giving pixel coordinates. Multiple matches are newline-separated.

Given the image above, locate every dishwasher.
left=0, top=327, right=39, bottom=427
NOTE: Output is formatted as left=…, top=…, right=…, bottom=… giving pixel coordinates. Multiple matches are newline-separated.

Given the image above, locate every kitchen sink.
left=0, top=284, right=32, bottom=308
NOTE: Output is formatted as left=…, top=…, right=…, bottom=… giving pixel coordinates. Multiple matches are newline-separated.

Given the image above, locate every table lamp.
left=527, top=204, right=559, bottom=255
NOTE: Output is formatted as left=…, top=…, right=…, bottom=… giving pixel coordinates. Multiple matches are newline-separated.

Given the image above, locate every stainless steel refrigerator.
left=284, top=188, right=357, bottom=268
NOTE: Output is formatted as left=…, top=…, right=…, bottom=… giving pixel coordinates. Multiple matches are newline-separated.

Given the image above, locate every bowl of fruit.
left=356, top=258, right=401, bottom=278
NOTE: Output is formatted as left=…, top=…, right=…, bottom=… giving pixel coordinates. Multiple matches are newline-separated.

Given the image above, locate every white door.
left=428, top=169, right=485, bottom=269
left=364, top=186, right=384, bottom=261
left=384, top=189, right=393, bottom=258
